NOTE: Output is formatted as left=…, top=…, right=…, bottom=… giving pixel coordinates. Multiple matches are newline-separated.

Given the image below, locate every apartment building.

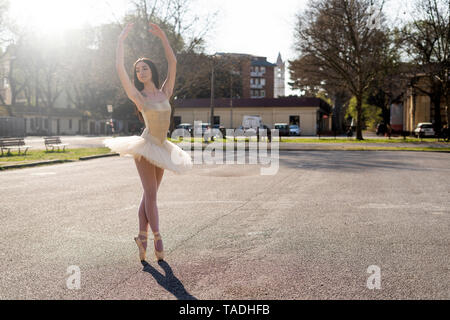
left=215, top=52, right=285, bottom=99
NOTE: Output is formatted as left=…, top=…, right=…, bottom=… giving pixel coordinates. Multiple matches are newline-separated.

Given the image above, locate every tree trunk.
left=446, top=99, right=450, bottom=128
left=332, top=92, right=345, bottom=133
left=432, top=90, right=442, bottom=133
left=356, top=95, right=364, bottom=140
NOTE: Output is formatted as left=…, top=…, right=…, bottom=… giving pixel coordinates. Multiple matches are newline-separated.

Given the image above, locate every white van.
left=242, top=115, right=262, bottom=130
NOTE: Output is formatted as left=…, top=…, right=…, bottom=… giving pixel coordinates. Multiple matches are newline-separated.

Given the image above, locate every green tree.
left=401, top=0, right=450, bottom=131
left=293, top=0, right=392, bottom=140
left=346, top=95, right=382, bottom=130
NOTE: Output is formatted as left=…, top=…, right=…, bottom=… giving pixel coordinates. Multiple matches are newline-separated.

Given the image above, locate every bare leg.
left=134, top=157, right=163, bottom=252
left=155, top=166, right=165, bottom=191
left=136, top=168, right=163, bottom=250
left=137, top=193, right=149, bottom=250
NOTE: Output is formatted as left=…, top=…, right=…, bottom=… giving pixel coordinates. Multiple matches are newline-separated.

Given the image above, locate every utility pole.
left=230, top=70, right=233, bottom=129
left=210, top=56, right=215, bottom=142
left=210, top=58, right=215, bottom=127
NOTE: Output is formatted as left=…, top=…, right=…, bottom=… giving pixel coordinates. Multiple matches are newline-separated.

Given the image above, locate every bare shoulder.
left=159, top=89, right=169, bottom=99
left=161, top=87, right=172, bottom=100
left=133, top=91, right=146, bottom=111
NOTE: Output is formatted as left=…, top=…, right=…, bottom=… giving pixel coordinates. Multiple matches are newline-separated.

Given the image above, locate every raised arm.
left=149, top=23, right=177, bottom=99
left=116, top=23, right=143, bottom=111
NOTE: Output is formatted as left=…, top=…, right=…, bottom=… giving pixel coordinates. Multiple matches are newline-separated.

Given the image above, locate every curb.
left=0, top=159, right=75, bottom=171
left=0, top=153, right=118, bottom=171
left=79, top=153, right=120, bottom=161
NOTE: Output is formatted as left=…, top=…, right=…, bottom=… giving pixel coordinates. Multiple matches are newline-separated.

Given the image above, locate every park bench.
left=0, top=137, right=32, bottom=156
left=44, top=136, right=69, bottom=152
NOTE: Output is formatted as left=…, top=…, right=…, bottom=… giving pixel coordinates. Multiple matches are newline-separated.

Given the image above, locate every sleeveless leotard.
left=103, top=94, right=193, bottom=175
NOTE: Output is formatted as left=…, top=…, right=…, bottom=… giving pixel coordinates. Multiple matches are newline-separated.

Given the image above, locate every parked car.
left=289, top=124, right=301, bottom=136
left=236, top=124, right=269, bottom=134
left=176, top=123, right=193, bottom=136
left=414, top=122, right=435, bottom=138
left=211, top=124, right=227, bottom=138
left=193, top=123, right=211, bottom=136
left=274, top=123, right=290, bottom=136
left=376, top=123, right=387, bottom=136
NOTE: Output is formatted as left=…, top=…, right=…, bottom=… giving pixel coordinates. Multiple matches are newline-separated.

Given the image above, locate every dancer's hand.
left=119, top=23, right=134, bottom=41
left=148, top=23, right=166, bottom=40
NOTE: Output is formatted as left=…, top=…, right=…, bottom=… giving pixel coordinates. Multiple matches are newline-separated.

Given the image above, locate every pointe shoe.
left=134, top=231, right=148, bottom=261
left=153, top=232, right=165, bottom=261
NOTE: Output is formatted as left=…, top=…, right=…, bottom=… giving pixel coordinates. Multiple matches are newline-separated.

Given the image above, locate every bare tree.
left=293, top=0, right=391, bottom=139
left=288, top=54, right=352, bottom=132
left=401, top=0, right=450, bottom=131
left=117, top=0, right=217, bottom=131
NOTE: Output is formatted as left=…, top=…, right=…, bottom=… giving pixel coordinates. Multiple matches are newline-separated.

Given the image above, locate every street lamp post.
left=107, top=105, right=114, bottom=135
left=210, top=58, right=214, bottom=130
left=230, top=71, right=233, bottom=129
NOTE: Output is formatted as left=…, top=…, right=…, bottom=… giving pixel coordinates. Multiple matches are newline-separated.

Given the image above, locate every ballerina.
left=104, top=22, right=193, bottom=262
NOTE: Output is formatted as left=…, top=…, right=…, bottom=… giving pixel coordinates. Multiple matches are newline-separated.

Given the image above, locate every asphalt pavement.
left=0, top=150, right=449, bottom=299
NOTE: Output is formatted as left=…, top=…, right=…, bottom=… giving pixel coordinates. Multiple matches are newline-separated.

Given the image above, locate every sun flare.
left=9, top=0, right=124, bottom=35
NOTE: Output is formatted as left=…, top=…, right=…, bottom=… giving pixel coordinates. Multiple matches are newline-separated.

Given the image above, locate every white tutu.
left=103, top=128, right=193, bottom=175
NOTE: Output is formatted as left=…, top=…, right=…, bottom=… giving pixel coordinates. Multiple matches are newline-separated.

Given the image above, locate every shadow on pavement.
left=279, top=150, right=442, bottom=172
left=141, top=260, right=197, bottom=300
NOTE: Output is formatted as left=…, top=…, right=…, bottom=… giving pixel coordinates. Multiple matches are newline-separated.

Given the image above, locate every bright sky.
left=10, top=0, right=413, bottom=96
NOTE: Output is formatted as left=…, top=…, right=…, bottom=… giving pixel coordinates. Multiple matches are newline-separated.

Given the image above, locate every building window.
left=261, top=67, right=266, bottom=73
left=261, top=90, right=265, bottom=97
left=290, top=115, right=300, bottom=126
left=261, top=78, right=266, bottom=86
left=250, top=78, right=254, bottom=85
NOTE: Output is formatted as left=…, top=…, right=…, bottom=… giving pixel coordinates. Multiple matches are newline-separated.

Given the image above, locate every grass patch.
left=0, top=147, right=112, bottom=166
left=285, top=137, right=449, bottom=144
left=320, top=146, right=450, bottom=152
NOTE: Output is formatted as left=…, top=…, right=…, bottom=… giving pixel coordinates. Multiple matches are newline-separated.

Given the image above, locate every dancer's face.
left=135, top=61, right=152, bottom=84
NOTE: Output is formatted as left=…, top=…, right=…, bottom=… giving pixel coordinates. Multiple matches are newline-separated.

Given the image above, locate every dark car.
left=376, top=123, right=387, bottom=136
left=274, top=123, right=290, bottom=136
